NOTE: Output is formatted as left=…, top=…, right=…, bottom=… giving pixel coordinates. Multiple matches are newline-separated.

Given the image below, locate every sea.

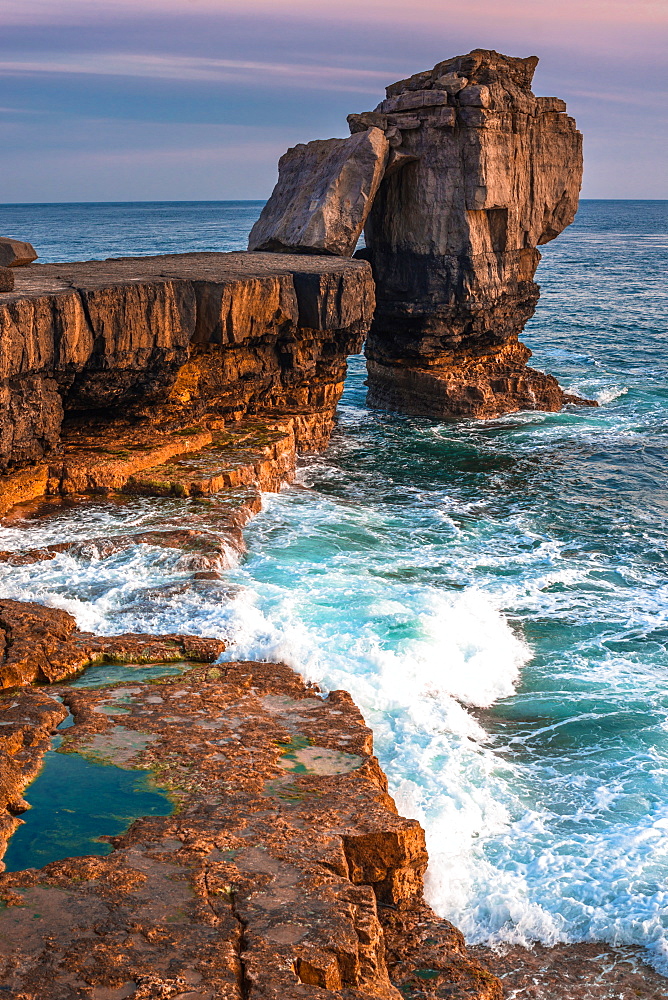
left=0, top=199, right=666, bottom=973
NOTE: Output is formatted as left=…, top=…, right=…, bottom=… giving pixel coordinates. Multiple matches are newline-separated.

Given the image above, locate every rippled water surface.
left=0, top=200, right=666, bottom=971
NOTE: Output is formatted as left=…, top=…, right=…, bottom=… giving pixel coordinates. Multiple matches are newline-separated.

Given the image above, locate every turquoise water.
left=0, top=200, right=666, bottom=970
left=3, top=719, right=172, bottom=873
left=70, top=660, right=195, bottom=688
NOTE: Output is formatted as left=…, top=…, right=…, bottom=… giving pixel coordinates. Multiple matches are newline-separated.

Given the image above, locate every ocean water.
left=0, top=200, right=667, bottom=971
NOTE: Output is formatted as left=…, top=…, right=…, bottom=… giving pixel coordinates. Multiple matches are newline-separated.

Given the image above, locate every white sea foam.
left=3, top=482, right=668, bottom=977
left=595, top=385, right=629, bottom=404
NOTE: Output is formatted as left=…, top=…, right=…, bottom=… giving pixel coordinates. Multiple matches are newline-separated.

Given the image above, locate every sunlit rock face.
left=0, top=252, right=375, bottom=474
left=248, top=127, right=390, bottom=256
left=352, top=49, right=592, bottom=419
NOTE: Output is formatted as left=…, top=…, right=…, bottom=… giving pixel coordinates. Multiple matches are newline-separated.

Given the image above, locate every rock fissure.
left=229, top=887, right=252, bottom=1000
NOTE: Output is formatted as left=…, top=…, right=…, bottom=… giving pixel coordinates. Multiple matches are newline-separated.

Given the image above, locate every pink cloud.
left=7, top=0, right=667, bottom=29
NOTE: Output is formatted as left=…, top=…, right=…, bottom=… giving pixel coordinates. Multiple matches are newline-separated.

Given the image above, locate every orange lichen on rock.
left=0, top=599, right=225, bottom=689
left=0, top=252, right=374, bottom=486
left=0, top=659, right=500, bottom=999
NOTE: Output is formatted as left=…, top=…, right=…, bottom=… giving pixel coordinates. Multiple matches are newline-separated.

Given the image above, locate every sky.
left=1, top=0, right=666, bottom=202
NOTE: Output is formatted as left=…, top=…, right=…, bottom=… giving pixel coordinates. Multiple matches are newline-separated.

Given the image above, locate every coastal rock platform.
left=472, top=941, right=667, bottom=998
left=0, top=656, right=502, bottom=1000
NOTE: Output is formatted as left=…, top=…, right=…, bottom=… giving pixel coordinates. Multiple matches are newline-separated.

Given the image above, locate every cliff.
left=0, top=252, right=374, bottom=511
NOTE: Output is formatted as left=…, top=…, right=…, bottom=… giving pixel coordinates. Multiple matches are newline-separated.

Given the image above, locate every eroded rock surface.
left=349, top=48, right=594, bottom=418
left=248, top=128, right=390, bottom=256
left=470, top=941, right=668, bottom=999
left=0, top=659, right=501, bottom=999
left=0, top=485, right=262, bottom=577
left=0, top=252, right=374, bottom=478
left=0, top=599, right=225, bottom=689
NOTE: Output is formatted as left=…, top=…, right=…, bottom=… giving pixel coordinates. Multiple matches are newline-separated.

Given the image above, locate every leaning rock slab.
left=249, top=127, right=389, bottom=256
left=0, top=237, right=37, bottom=268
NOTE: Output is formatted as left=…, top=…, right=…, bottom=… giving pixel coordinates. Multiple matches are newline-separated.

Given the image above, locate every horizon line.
left=1, top=198, right=667, bottom=206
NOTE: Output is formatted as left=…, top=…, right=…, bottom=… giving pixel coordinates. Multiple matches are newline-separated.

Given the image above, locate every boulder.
left=0, top=238, right=37, bottom=268
left=248, top=127, right=390, bottom=256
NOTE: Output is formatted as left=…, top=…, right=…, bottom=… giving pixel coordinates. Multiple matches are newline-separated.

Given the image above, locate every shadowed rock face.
left=350, top=49, right=594, bottom=419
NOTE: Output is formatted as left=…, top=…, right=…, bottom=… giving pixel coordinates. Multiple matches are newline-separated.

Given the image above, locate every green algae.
left=276, top=735, right=363, bottom=776
left=70, top=660, right=195, bottom=689
left=412, top=969, right=441, bottom=980
left=3, top=749, right=172, bottom=873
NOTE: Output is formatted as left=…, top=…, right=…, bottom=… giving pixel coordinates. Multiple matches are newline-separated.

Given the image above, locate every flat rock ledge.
left=0, top=648, right=502, bottom=1000
left=0, top=252, right=374, bottom=511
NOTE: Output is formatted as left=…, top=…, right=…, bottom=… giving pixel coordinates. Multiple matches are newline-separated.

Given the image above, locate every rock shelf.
left=0, top=251, right=374, bottom=508
left=0, top=599, right=225, bottom=690
left=0, top=659, right=501, bottom=999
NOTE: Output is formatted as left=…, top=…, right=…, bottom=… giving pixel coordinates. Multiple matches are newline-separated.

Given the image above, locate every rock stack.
left=251, top=49, right=595, bottom=419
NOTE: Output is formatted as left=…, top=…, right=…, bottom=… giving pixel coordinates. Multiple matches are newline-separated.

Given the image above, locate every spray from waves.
left=595, top=385, right=629, bottom=405
left=220, top=584, right=529, bottom=711
left=214, top=576, right=547, bottom=937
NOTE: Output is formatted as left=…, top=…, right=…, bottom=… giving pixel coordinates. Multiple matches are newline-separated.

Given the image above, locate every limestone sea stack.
left=352, top=50, right=594, bottom=418
left=251, top=48, right=596, bottom=420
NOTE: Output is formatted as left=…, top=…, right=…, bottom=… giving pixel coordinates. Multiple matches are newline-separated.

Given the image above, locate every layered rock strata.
left=0, top=657, right=501, bottom=999
left=0, top=252, right=374, bottom=501
left=0, top=484, right=262, bottom=577
left=348, top=49, right=593, bottom=418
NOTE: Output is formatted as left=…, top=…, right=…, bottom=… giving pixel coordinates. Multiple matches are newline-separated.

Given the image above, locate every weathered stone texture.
left=0, top=656, right=500, bottom=999
left=351, top=49, right=593, bottom=418
left=0, top=598, right=225, bottom=689
left=0, top=237, right=37, bottom=268
left=0, top=253, right=374, bottom=477
left=248, top=127, right=389, bottom=256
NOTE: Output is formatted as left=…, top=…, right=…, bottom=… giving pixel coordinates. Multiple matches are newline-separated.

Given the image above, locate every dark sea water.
left=0, top=200, right=666, bottom=972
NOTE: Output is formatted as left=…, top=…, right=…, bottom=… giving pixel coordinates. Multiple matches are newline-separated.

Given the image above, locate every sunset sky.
left=2, top=0, right=666, bottom=201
